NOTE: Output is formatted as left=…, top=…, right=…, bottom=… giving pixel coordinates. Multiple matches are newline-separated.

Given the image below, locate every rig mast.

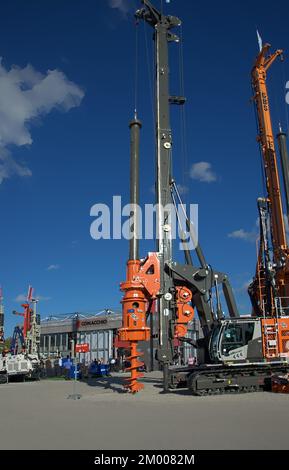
left=135, top=0, right=182, bottom=386
left=0, top=287, right=4, bottom=343
left=249, top=43, right=289, bottom=315
left=120, top=0, right=239, bottom=393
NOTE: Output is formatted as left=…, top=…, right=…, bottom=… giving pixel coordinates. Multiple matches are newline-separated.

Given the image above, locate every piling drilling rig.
left=248, top=43, right=289, bottom=319
left=119, top=1, right=289, bottom=395
left=11, top=286, right=40, bottom=356
left=0, top=286, right=40, bottom=383
left=119, top=0, right=239, bottom=394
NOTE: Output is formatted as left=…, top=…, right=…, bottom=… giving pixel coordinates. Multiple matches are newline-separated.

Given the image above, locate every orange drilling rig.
left=119, top=1, right=289, bottom=396
left=11, top=286, right=40, bottom=356
left=248, top=43, right=289, bottom=318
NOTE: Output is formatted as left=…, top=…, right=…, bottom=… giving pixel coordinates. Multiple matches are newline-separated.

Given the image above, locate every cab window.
left=221, top=322, right=254, bottom=356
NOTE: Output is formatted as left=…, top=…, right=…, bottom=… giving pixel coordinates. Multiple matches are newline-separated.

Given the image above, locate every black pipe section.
left=171, top=189, right=193, bottom=266
left=277, top=128, right=289, bottom=221
left=185, top=218, right=207, bottom=269
left=129, top=113, right=142, bottom=260
left=182, top=235, right=193, bottom=266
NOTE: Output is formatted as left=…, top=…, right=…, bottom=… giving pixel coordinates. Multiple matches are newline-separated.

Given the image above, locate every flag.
left=257, top=29, right=263, bottom=52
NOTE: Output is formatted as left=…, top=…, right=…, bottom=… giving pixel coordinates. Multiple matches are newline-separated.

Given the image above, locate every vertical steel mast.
left=0, top=287, right=4, bottom=343
left=136, top=0, right=181, bottom=390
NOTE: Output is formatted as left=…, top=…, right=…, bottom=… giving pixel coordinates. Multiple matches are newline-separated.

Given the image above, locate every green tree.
left=0, top=337, right=12, bottom=352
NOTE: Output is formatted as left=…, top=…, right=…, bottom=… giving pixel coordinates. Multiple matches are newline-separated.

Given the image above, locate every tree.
left=0, top=337, right=12, bottom=353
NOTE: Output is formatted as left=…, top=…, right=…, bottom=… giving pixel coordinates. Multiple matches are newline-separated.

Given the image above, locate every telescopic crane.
left=118, top=0, right=289, bottom=395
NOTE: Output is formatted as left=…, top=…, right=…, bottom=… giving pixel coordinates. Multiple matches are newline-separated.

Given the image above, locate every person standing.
left=58, top=355, right=63, bottom=377
left=64, top=355, right=71, bottom=380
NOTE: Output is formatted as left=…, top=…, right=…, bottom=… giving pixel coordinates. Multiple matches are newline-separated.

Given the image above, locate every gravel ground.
left=0, top=371, right=288, bottom=450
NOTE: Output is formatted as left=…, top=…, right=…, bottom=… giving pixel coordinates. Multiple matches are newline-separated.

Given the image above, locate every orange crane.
left=12, top=286, right=40, bottom=355
left=248, top=43, right=289, bottom=317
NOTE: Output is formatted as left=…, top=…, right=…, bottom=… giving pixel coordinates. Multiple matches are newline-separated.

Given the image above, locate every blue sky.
left=0, top=0, right=289, bottom=334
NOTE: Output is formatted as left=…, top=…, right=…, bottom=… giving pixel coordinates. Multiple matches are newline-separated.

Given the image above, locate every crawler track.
left=170, top=363, right=289, bottom=396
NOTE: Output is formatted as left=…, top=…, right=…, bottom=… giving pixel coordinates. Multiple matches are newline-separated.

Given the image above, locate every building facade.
left=40, top=311, right=202, bottom=367
left=40, top=312, right=122, bottom=363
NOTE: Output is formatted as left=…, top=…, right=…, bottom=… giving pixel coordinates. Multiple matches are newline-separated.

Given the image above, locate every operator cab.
left=209, top=318, right=262, bottom=364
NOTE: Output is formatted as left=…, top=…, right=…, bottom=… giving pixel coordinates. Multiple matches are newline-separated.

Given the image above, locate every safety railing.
left=274, top=297, right=289, bottom=317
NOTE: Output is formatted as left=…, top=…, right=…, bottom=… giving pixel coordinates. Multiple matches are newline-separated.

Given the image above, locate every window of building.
left=44, top=335, right=50, bottom=350
left=91, top=332, right=97, bottom=349
left=56, top=334, right=61, bottom=348
left=50, top=335, right=55, bottom=348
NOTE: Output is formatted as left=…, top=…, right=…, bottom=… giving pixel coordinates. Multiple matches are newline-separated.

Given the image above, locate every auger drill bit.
left=124, top=342, right=145, bottom=393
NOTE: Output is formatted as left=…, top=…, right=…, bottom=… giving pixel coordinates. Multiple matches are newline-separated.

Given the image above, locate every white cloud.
left=36, top=295, right=51, bottom=301
left=14, top=293, right=51, bottom=302
left=234, top=278, right=252, bottom=293
left=228, top=213, right=289, bottom=246
left=47, top=264, right=60, bottom=271
left=228, top=228, right=257, bottom=243
left=14, top=294, right=28, bottom=303
left=0, top=147, right=32, bottom=183
left=108, top=0, right=130, bottom=16
left=0, top=59, right=84, bottom=184
left=177, top=184, right=189, bottom=195
left=190, top=162, right=217, bottom=183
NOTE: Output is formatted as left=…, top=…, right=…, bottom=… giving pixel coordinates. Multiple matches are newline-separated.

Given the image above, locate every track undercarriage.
left=169, top=362, right=289, bottom=396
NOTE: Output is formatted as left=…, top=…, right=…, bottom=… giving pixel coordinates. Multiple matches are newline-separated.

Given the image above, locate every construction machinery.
left=12, top=286, right=41, bottom=356
left=248, top=43, right=289, bottom=318
left=0, top=352, right=40, bottom=383
left=0, top=286, right=41, bottom=383
left=118, top=0, right=289, bottom=395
